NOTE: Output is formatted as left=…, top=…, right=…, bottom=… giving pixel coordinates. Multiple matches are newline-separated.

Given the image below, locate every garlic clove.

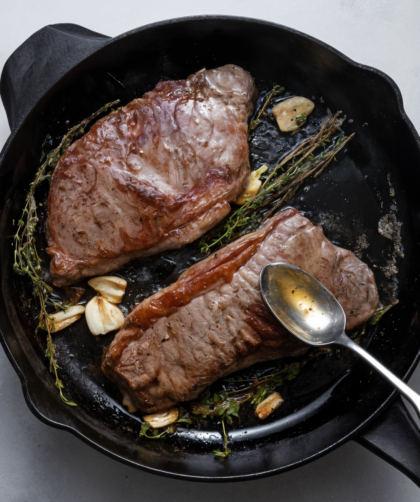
left=272, top=97, right=315, bottom=132
left=235, top=165, right=269, bottom=205
left=40, top=305, right=85, bottom=333
left=88, top=276, right=127, bottom=304
left=235, top=177, right=262, bottom=205
left=85, top=296, right=125, bottom=335
left=255, top=392, right=284, bottom=420
left=143, top=408, right=179, bottom=428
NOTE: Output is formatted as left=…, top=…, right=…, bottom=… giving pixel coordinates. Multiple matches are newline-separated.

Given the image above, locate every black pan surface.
left=1, top=16, right=420, bottom=481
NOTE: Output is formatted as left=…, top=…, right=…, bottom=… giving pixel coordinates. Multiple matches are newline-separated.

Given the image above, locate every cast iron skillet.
left=1, top=16, right=420, bottom=484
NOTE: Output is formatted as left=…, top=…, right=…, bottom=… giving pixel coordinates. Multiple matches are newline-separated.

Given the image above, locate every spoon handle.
left=337, top=332, right=420, bottom=419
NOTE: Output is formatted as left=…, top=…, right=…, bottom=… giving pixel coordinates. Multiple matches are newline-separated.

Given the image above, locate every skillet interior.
left=1, top=17, right=420, bottom=480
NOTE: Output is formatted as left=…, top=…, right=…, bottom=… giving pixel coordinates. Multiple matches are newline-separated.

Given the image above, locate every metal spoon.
left=260, top=262, right=420, bottom=418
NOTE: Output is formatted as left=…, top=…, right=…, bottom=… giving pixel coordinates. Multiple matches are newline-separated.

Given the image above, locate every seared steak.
left=102, top=208, right=379, bottom=414
left=47, top=65, right=257, bottom=286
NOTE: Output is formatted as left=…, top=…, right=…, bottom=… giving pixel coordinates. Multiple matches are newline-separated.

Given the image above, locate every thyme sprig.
left=200, top=113, right=354, bottom=254
left=194, top=362, right=301, bottom=419
left=249, top=84, right=284, bottom=131
left=213, top=419, right=231, bottom=458
left=191, top=362, right=302, bottom=458
left=13, top=100, right=120, bottom=405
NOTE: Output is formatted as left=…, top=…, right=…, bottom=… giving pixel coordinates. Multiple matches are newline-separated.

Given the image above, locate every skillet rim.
left=1, top=14, right=420, bottom=481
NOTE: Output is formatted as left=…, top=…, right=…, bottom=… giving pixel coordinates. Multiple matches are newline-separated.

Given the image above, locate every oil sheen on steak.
left=46, top=65, right=257, bottom=286
left=102, top=208, right=379, bottom=414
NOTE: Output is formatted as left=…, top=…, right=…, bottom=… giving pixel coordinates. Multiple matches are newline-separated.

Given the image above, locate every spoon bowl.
left=260, top=263, right=346, bottom=346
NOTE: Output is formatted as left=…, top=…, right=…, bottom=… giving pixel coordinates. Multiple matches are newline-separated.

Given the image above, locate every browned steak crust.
left=46, top=65, right=257, bottom=286
left=102, top=208, right=379, bottom=414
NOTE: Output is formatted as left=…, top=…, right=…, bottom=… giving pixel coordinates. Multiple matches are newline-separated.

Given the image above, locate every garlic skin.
left=235, top=165, right=269, bottom=205
left=255, top=392, right=284, bottom=420
left=272, top=97, right=315, bottom=132
left=85, top=296, right=125, bottom=335
left=40, top=305, right=85, bottom=333
left=143, top=408, right=179, bottom=428
left=88, top=276, right=127, bottom=304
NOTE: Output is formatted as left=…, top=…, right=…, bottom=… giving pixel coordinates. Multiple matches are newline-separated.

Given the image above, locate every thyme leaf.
left=370, top=301, right=398, bottom=325
left=177, top=406, right=193, bottom=425
left=13, top=99, right=120, bottom=406
left=352, top=302, right=398, bottom=344
left=248, top=118, right=262, bottom=131
left=139, top=407, right=194, bottom=441
left=139, top=422, right=169, bottom=439
left=295, top=113, right=307, bottom=127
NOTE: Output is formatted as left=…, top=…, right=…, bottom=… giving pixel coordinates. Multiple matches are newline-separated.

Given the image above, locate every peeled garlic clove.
left=235, top=177, right=262, bottom=205
left=255, top=392, right=284, bottom=420
left=143, top=408, right=179, bottom=428
left=40, top=305, right=85, bottom=333
left=88, top=276, right=127, bottom=304
left=272, top=97, right=315, bottom=132
left=235, top=165, right=269, bottom=205
left=85, top=296, right=125, bottom=335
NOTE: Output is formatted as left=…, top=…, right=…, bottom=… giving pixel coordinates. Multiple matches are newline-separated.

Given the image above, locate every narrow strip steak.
left=47, top=65, right=257, bottom=286
left=102, top=208, right=379, bottom=414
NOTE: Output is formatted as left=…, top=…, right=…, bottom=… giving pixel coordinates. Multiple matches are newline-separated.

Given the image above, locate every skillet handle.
left=0, top=23, right=110, bottom=131
left=355, top=397, right=420, bottom=487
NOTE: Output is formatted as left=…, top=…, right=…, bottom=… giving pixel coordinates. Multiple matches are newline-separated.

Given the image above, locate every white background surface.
left=1, top=1, right=420, bottom=500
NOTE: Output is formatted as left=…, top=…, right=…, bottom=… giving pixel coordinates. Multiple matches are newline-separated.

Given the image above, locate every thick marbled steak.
left=102, top=208, right=379, bottom=414
left=47, top=65, right=257, bottom=286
